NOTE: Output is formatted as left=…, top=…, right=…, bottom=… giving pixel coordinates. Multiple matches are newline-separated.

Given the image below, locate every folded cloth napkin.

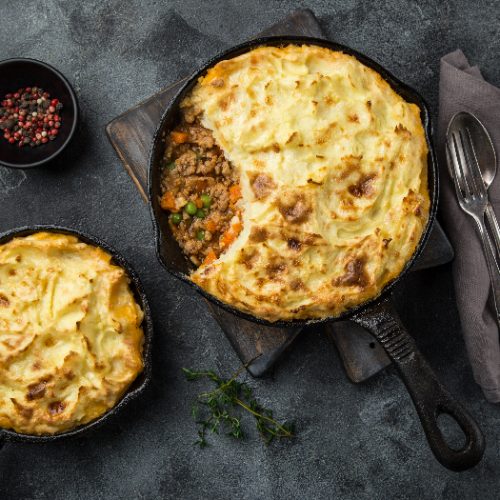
left=438, top=49, right=500, bottom=402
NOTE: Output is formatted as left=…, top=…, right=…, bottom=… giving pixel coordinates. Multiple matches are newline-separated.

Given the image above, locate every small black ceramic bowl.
left=0, top=58, right=79, bottom=168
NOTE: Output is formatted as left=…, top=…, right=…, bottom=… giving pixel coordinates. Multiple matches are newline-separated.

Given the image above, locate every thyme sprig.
left=182, top=366, right=295, bottom=448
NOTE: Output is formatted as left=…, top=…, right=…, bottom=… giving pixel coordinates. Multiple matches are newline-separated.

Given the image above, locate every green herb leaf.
left=183, top=365, right=295, bottom=448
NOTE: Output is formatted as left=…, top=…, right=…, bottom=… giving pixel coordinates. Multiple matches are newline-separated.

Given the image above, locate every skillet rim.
left=0, top=225, right=153, bottom=443
left=149, top=35, right=438, bottom=328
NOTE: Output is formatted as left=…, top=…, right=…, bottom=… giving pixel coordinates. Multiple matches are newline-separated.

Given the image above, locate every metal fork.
left=447, top=129, right=500, bottom=321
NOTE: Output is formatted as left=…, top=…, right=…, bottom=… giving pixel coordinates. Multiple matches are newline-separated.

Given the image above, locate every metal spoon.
left=447, top=112, right=500, bottom=255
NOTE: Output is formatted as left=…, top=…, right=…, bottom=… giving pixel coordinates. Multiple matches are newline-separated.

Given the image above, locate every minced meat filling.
left=160, top=107, right=242, bottom=267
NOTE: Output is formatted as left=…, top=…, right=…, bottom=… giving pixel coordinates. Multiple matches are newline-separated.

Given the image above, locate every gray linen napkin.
left=438, top=49, right=500, bottom=402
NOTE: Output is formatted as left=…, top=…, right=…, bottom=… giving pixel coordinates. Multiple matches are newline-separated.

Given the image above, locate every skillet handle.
left=352, top=298, right=485, bottom=472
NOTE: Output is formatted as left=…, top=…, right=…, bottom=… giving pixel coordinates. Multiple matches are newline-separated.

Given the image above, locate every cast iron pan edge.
left=149, top=36, right=484, bottom=471
left=0, top=225, right=153, bottom=444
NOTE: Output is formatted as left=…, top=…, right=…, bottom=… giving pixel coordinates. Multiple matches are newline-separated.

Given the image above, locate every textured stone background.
left=1, top=1, right=500, bottom=499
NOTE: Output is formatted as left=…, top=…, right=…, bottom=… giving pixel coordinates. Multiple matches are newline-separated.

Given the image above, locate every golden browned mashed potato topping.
left=164, top=44, right=429, bottom=322
left=0, top=232, right=144, bottom=435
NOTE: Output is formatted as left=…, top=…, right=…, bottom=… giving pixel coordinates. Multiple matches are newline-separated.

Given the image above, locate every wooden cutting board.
left=106, top=9, right=454, bottom=381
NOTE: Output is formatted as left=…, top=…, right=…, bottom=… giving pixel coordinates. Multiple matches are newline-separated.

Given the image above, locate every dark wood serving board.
left=106, top=9, right=454, bottom=381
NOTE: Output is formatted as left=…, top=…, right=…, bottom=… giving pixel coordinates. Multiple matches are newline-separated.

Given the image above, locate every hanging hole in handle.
left=436, top=412, right=467, bottom=451
left=369, top=342, right=376, bottom=349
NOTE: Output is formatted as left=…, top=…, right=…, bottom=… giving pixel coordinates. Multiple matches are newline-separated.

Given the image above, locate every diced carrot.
left=229, top=184, right=242, bottom=204
left=160, top=191, right=177, bottom=212
left=232, top=221, right=242, bottom=235
left=206, top=220, right=217, bottom=232
left=202, top=249, right=217, bottom=266
left=171, top=131, right=188, bottom=144
left=221, top=230, right=236, bottom=247
left=195, top=198, right=203, bottom=209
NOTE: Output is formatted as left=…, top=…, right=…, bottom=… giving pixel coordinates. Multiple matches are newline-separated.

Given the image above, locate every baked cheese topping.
left=183, top=45, right=429, bottom=321
left=0, top=232, right=144, bottom=435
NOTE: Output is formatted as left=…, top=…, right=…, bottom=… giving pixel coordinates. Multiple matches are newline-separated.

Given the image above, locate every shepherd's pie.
left=0, top=232, right=144, bottom=435
left=160, top=45, right=429, bottom=321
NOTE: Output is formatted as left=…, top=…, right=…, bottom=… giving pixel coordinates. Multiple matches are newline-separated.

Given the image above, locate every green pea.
left=170, top=213, right=182, bottom=225
left=196, top=230, right=205, bottom=241
left=201, top=194, right=212, bottom=208
left=185, top=201, right=197, bottom=215
left=166, top=161, right=176, bottom=170
left=196, top=208, right=206, bottom=218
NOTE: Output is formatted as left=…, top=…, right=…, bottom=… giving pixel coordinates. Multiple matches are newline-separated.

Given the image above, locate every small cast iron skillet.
left=0, top=225, right=153, bottom=445
left=150, top=36, right=485, bottom=471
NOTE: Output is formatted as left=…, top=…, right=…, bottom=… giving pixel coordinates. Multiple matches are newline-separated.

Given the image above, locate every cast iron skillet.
left=150, top=36, right=485, bottom=471
left=0, top=225, right=153, bottom=445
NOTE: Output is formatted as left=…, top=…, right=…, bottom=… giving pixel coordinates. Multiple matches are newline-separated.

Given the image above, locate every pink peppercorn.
left=0, top=86, right=63, bottom=147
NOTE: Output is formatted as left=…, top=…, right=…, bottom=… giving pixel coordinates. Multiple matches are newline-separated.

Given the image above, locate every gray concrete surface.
left=1, top=1, right=500, bottom=499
